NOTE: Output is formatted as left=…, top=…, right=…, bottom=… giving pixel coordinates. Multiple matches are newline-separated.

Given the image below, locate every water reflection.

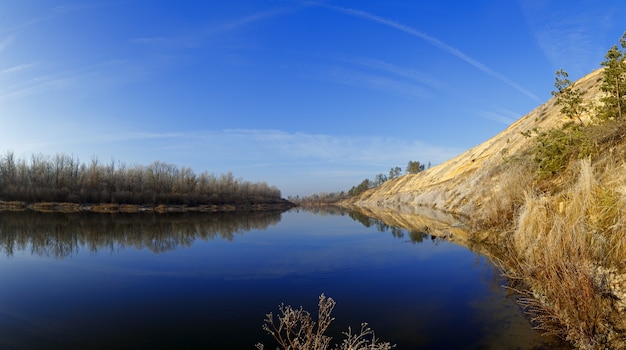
left=0, top=210, right=284, bottom=258
left=347, top=210, right=428, bottom=242
left=291, top=205, right=349, bottom=216
left=0, top=208, right=571, bottom=349
left=296, top=207, right=434, bottom=244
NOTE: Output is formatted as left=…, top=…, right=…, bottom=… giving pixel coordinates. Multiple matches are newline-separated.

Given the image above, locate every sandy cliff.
left=344, top=69, right=604, bottom=219
left=343, top=66, right=626, bottom=348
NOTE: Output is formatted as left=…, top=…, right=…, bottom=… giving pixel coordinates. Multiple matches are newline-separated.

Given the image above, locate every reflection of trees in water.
left=290, top=206, right=349, bottom=217
left=348, top=211, right=431, bottom=244
left=295, top=208, right=433, bottom=244
left=0, top=211, right=284, bottom=258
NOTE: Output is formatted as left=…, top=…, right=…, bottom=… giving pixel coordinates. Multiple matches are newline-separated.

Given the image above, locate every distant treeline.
left=0, top=152, right=283, bottom=206
left=291, top=160, right=430, bottom=205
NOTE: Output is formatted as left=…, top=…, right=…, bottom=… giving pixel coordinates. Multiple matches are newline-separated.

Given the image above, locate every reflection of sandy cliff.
left=0, top=211, right=285, bottom=258
left=298, top=205, right=470, bottom=245
left=341, top=204, right=470, bottom=244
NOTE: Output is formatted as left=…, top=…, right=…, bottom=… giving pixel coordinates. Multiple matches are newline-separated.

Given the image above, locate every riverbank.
left=340, top=67, right=626, bottom=348
left=0, top=200, right=295, bottom=213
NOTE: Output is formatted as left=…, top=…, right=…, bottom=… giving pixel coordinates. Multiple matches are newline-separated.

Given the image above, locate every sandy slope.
left=345, top=68, right=604, bottom=218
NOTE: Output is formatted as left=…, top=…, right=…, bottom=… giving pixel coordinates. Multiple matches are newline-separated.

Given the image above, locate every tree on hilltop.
left=599, top=32, right=626, bottom=120
left=388, top=166, right=402, bottom=179
left=551, top=68, right=586, bottom=124
left=374, top=173, right=388, bottom=186
left=406, top=160, right=425, bottom=174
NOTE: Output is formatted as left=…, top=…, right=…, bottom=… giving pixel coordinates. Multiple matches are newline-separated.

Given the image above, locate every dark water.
left=0, top=209, right=568, bottom=349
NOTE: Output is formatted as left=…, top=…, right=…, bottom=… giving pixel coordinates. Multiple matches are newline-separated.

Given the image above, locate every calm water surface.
left=0, top=209, right=568, bottom=349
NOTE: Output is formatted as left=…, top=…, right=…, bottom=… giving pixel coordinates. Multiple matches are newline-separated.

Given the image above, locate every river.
left=0, top=208, right=568, bottom=349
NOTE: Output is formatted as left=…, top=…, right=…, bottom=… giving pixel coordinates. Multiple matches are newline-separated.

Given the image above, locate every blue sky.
left=1, top=1, right=625, bottom=197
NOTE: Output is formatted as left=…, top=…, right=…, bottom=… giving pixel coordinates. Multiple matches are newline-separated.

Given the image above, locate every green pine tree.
left=551, top=69, right=586, bottom=125
left=599, top=32, right=626, bottom=120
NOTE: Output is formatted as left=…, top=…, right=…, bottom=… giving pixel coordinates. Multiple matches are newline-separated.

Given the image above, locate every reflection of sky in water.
left=0, top=210, right=568, bottom=349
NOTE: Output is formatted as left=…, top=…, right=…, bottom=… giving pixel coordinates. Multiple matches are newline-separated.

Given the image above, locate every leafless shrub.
left=256, top=294, right=394, bottom=350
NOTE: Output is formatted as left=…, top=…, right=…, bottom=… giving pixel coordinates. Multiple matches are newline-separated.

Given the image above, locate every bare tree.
left=0, top=153, right=284, bottom=206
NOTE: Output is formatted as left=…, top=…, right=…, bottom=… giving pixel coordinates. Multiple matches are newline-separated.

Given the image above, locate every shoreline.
left=0, top=200, right=296, bottom=213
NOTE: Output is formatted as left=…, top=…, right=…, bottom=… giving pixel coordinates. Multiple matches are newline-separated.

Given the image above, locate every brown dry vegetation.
left=342, top=66, right=626, bottom=348
left=0, top=154, right=290, bottom=211
left=499, top=157, right=626, bottom=348
left=256, top=294, right=394, bottom=350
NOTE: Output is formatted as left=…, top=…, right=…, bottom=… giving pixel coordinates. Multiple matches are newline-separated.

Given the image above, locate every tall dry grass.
left=501, top=159, right=626, bottom=348
left=470, top=158, right=535, bottom=235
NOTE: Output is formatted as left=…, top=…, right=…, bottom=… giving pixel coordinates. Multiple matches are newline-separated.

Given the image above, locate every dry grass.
left=470, top=157, right=534, bottom=235
left=497, top=159, right=626, bottom=348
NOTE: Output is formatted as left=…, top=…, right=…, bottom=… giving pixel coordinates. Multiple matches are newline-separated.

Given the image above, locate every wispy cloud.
left=131, top=8, right=287, bottom=48
left=2, top=127, right=461, bottom=168
left=0, top=75, right=75, bottom=100
left=324, top=66, right=431, bottom=99
left=53, top=1, right=126, bottom=14
left=311, top=3, right=540, bottom=101
left=311, top=55, right=439, bottom=99
left=0, top=63, right=38, bottom=75
left=211, top=8, right=286, bottom=34
left=130, top=37, right=171, bottom=45
left=80, top=131, right=188, bottom=144
left=0, top=59, right=145, bottom=101
left=197, top=129, right=462, bottom=167
left=0, top=35, right=14, bottom=52
left=341, top=56, right=442, bottom=88
left=3, top=2, right=116, bottom=36
left=521, top=1, right=601, bottom=76
left=476, top=108, right=521, bottom=125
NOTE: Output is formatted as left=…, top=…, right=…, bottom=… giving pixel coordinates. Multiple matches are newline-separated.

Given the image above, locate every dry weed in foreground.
left=505, top=159, right=626, bottom=348
left=256, top=294, right=395, bottom=350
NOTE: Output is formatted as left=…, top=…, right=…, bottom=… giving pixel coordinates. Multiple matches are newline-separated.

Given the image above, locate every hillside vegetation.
left=344, top=34, right=626, bottom=348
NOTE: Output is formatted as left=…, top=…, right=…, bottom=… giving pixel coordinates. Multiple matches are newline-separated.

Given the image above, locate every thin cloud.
left=0, top=63, right=38, bottom=75
left=4, top=17, right=48, bottom=35
left=477, top=108, right=520, bottom=125
left=325, top=66, right=431, bottom=99
left=131, top=8, right=288, bottom=48
left=521, top=1, right=600, bottom=76
left=83, top=131, right=188, bottom=144
left=0, top=59, right=145, bottom=101
left=0, top=35, right=14, bottom=52
left=212, top=8, right=286, bottom=34
left=131, top=37, right=171, bottom=45
left=0, top=76, right=75, bottom=100
left=313, top=3, right=540, bottom=102
left=212, top=129, right=462, bottom=166
left=337, top=56, right=442, bottom=88
left=15, top=127, right=460, bottom=167
left=307, top=54, right=438, bottom=98
left=53, top=2, right=126, bottom=14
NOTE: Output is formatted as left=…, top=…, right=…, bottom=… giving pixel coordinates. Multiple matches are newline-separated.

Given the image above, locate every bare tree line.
left=0, top=152, right=283, bottom=206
